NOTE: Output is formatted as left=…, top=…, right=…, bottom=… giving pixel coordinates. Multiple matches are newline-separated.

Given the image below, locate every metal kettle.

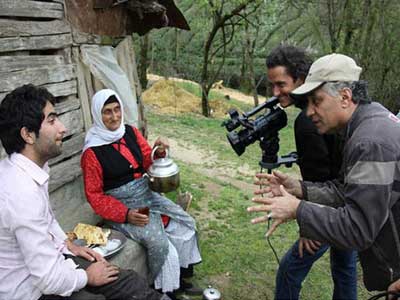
left=203, top=286, right=221, bottom=300
left=147, top=146, right=180, bottom=193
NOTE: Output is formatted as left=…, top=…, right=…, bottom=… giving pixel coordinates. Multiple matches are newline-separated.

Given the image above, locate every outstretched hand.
left=254, top=170, right=303, bottom=199
left=248, top=185, right=301, bottom=237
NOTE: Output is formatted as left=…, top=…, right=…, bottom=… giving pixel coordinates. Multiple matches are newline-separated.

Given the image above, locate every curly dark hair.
left=266, top=45, right=312, bottom=82
left=0, top=84, right=55, bottom=155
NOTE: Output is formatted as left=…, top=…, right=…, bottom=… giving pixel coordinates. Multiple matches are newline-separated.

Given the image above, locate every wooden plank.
left=0, top=65, right=75, bottom=93
left=44, top=80, right=77, bottom=98
left=59, top=109, right=84, bottom=138
left=58, top=47, right=72, bottom=65
left=92, top=76, right=105, bottom=92
left=0, top=55, right=65, bottom=73
left=72, top=47, right=92, bottom=131
left=72, top=30, right=102, bottom=45
left=0, top=19, right=70, bottom=38
left=116, top=36, right=142, bottom=95
left=0, top=0, right=64, bottom=19
left=0, top=80, right=77, bottom=103
left=0, top=33, right=72, bottom=53
left=116, top=36, right=146, bottom=132
left=83, top=64, right=95, bottom=101
left=49, top=154, right=81, bottom=192
left=55, top=96, right=80, bottom=115
left=51, top=0, right=66, bottom=5
left=49, top=132, right=85, bottom=166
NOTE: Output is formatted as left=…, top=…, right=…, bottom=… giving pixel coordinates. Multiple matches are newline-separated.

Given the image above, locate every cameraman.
left=265, top=45, right=357, bottom=300
left=248, top=53, right=400, bottom=296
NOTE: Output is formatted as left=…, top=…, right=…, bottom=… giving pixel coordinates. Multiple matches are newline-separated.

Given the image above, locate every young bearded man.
left=266, top=45, right=357, bottom=300
left=0, top=84, right=170, bottom=300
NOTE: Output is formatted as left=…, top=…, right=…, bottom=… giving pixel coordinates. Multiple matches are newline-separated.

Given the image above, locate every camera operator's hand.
left=298, top=238, right=322, bottom=258
left=388, top=278, right=400, bottom=299
left=248, top=185, right=301, bottom=237
left=254, top=170, right=303, bottom=198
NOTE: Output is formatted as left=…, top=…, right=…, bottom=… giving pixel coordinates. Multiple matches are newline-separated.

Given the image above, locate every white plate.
left=105, top=229, right=127, bottom=258
left=73, top=229, right=127, bottom=258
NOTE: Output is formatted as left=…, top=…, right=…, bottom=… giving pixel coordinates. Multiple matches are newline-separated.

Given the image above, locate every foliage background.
left=134, top=0, right=400, bottom=112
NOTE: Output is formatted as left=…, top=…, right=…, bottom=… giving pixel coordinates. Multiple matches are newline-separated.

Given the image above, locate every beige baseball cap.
left=291, top=53, right=362, bottom=96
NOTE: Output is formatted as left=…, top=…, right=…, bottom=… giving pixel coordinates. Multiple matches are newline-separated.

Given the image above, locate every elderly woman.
left=81, top=89, right=202, bottom=299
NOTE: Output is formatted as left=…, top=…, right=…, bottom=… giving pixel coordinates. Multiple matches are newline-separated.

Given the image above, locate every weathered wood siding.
left=0, top=0, right=144, bottom=195
left=0, top=0, right=83, bottom=191
left=0, top=1, right=64, bottom=19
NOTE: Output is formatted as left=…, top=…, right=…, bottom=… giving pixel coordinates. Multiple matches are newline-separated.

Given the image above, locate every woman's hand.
left=127, top=209, right=149, bottom=226
left=66, top=239, right=105, bottom=262
left=153, top=137, right=169, bottom=156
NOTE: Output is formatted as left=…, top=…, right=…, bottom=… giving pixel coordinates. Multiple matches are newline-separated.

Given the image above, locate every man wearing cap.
left=248, top=53, right=400, bottom=293
left=266, top=45, right=357, bottom=300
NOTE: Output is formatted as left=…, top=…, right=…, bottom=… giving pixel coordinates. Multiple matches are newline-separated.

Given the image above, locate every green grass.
left=147, top=96, right=372, bottom=299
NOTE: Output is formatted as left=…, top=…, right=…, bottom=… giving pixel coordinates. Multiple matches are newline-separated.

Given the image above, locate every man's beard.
left=44, top=143, right=63, bottom=160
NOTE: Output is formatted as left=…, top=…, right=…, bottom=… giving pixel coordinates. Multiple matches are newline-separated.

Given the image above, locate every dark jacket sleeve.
left=295, top=110, right=342, bottom=182
left=297, top=140, right=396, bottom=251
left=302, top=179, right=345, bottom=208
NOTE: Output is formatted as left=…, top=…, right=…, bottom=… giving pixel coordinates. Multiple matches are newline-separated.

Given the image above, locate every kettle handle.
left=151, top=145, right=169, bottom=162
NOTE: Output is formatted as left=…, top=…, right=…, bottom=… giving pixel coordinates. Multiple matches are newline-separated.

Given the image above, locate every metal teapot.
left=147, top=146, right=180, bottom=193
left=203, top=286, right=221, bottom=300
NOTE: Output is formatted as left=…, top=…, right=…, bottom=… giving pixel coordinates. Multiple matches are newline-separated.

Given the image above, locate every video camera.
left=222, top=96, right=297, bottom=170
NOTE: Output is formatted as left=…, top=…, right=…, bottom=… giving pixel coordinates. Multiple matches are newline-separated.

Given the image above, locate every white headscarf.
left=83, top=89, right=126, bottom=152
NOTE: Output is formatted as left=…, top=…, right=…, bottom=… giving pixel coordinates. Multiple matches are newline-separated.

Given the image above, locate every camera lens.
left=227, top=131, right=245, bottom=156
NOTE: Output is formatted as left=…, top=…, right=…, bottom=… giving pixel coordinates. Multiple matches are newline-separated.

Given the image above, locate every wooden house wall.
left=0, top=0, right=84, bottom=193
left=0, top=0, right=143, bottom=194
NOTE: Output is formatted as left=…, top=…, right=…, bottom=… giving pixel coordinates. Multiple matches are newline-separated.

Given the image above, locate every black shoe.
left=179, top=280, right=203, bottom=296
left=180, top=265, right=194, bottom=279
left=165, top=291, right=183, bottom=300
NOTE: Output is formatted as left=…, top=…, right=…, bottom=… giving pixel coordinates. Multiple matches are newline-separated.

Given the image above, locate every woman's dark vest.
left=91, top=125, right=145, bottom=191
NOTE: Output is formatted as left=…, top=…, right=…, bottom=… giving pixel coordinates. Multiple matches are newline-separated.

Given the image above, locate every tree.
left=200, top=0, right=259, bottom=117
left=305, top=0, right=400, bottom=111
left=139, top=34, right=150, bottom=90
left=240, top=1, right=301, bottom=105
left=141, top=0, right=400, bottom=113
left=243, top=17, right=260, bottom=106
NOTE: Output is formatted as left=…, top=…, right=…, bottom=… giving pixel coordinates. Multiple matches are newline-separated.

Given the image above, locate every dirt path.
left=148, top=133, right=256, bottom=192
left=147, top=73, right=265, bottom=105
